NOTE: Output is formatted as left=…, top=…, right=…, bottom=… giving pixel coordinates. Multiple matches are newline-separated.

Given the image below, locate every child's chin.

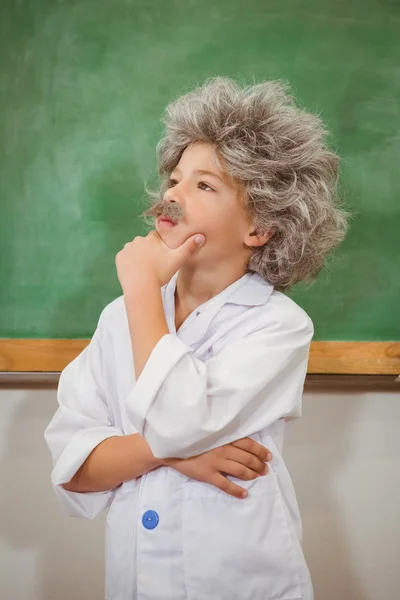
left=159, top=232, right=185, bottom=250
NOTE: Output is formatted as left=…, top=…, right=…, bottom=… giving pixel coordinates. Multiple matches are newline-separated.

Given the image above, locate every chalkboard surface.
left=1, top=0, right=399, bottom=341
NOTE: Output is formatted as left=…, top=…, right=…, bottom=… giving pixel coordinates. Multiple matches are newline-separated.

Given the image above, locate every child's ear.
left=245, top=227, right=274, bottom=247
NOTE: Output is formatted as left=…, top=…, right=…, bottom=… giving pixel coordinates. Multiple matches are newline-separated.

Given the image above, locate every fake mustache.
left=141, top=201, right=184, bottom=223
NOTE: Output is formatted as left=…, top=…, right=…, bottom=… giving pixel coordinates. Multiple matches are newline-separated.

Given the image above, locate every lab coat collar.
left=162, top=270, right=274, bottom=347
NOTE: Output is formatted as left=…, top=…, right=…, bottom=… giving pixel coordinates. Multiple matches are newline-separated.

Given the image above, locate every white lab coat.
left=44, top=270, right=314, bottom=600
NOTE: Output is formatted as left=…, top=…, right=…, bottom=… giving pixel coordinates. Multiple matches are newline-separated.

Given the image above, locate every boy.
left=45, top=76, right=348, bottom=599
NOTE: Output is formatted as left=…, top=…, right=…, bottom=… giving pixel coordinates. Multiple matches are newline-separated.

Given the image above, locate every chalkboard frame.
left=0, top=340, right=399, bottom=375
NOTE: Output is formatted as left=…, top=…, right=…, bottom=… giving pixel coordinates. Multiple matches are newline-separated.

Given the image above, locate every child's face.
left=155, top=142, right=254, bottom=267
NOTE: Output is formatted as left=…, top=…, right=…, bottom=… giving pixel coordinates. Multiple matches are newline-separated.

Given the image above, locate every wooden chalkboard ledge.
left=0, top=340, right=399, bottom=376
left=0, top=373, right=399, bottom=390
left=309, top=341, right=400, bottom=375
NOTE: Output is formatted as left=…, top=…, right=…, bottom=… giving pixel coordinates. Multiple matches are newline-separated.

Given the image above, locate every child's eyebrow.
left=195, top=169, right=224, bottom=182
left=171, top=166, right=225, bottom=184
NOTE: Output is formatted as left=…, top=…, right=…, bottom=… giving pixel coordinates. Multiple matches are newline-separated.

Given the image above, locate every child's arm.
left=44, top=304, right=272, bottom=517
left=63, top=432, right=271, bottom=498
left=61, top=433, right=160, bottom=493
left=123, top=279, right=314, bottom=460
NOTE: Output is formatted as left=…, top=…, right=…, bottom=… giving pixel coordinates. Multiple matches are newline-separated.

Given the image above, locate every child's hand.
left=164, top=438, right=272, bottom=499
left=116, top=230, right=205, bottom=293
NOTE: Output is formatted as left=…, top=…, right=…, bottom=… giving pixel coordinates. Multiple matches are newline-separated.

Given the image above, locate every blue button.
left=142, top=510, right=159, bottom=530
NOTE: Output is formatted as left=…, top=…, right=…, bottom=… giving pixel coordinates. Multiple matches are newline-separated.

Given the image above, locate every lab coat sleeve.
left=125, top=308, right=314, bottom=459
left=44, top=306, right=124, bottom=520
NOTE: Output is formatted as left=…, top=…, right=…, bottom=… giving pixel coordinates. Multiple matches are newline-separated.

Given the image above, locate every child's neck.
left=174, top=264, right=247, bottom=332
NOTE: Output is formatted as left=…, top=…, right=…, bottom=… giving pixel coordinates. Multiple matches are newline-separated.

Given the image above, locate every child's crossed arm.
left=61, top=433, right=272, bottom=499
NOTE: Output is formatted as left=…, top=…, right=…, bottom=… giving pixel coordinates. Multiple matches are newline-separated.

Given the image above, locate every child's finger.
left=221, top=459, right=262, bottom=481
left=231, top=438, right=272, bottom=462
left=224, top=446, right=268, bottom=475
left=211, top=473, right=248, bottom=499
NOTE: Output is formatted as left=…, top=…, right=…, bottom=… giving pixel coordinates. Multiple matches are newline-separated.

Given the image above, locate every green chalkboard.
left=1, top=0, right=399, bottom=341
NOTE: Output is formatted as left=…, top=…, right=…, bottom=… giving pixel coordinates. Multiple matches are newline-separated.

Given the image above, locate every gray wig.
left=143, top=76, right=349, bottom=291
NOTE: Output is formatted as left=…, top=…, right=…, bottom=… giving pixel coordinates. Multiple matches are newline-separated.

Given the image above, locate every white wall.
left=285, top=389, right=399, bottom=600
left=0, top=386, right=399, bottom=600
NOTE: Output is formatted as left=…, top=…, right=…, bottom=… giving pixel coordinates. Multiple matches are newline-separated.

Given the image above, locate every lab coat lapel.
left=162, top=271, right=244, bottom=347
left=162, top=271, right=274, bottom=352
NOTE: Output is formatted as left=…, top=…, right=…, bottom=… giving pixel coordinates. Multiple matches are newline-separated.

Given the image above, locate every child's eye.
left=167, top=179, right=214, bottom=192
left=198, top=181, right=214, bottom=192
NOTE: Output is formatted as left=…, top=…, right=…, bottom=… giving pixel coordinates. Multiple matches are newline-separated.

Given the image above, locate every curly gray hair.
left=141, top=76, right=350, bottom=291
